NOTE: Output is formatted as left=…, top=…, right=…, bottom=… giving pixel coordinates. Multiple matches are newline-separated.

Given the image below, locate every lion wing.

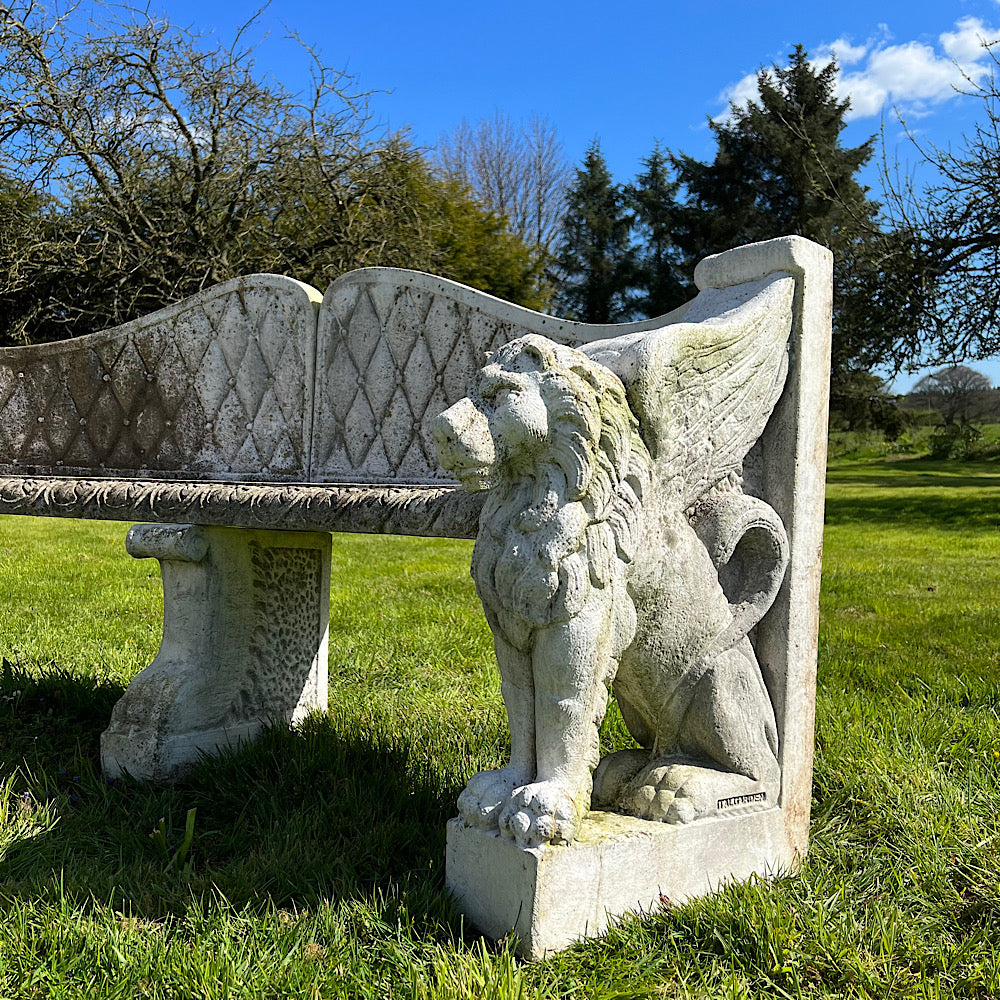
left=580, top=273, right=794, bottom=509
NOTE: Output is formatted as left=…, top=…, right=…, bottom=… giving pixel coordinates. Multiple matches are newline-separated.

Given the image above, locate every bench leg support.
left=100, top=524, right=331, bottom=781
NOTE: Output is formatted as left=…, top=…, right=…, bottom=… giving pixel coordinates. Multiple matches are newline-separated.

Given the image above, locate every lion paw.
left=620, top=761, right=773, bottom=825
left=457, top=766, right=528, bottom=830
left=498, top=780, right=584, bottom=847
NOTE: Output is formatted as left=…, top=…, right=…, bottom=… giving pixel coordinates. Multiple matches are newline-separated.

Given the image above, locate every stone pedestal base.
left=446, top=808, right=795, bottom=959
left=101, top=524, right=331, bottom=781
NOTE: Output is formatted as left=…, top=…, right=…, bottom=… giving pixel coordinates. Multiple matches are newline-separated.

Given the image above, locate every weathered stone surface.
left=0, top=275, right=321, bottom=481
left=693, top=237, right=834, bottom=859
left=433, top=268, right=795, bottom=848
left=434, top=334, right=657, bottom=847
left=100, top=524, right=331, bottom=781
left=0, top=476, right=484, bottom=538
left=312, top=270, right=522, bottom=484
left=438, top=235, right=832, bottom=951
left=0, top=266, right=729, bottom=489
left=447, top=809, right=793, bottom=960
left=0, top=238, right=828, bottom=957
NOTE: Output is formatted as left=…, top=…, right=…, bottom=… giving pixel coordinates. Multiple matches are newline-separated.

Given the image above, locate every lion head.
left=433, top=335, right=652, bottom=630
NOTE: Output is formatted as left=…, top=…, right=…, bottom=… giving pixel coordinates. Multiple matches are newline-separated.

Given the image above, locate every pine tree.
left=626, top=144, right=686, bottom=318
left=670, top=45, right=875, bottom=257
left=552, top=143, right=635, bottom=323
left=658, top=47, right=914, bottom=422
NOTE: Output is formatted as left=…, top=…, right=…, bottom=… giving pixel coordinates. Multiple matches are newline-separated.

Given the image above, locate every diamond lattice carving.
left=0, top=276, right=319, bottom=481
left=0, top=269, right=570, bottom=486
left=312, top=273, right=529, bottom=483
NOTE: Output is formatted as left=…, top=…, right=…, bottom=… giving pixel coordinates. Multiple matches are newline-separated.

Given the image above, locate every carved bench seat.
left=0, top=235, right=834, bottom=955
left=0, top=234, right=830, bottom=904
left=0, top=267, right=532, bottom=780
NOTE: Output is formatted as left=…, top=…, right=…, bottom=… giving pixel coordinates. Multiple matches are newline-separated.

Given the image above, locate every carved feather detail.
left=579, top=274, right=794, bottom=509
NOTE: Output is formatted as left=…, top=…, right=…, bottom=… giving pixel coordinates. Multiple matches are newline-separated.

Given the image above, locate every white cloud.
left=815, top=36, right=869, bottom=67
left=841, top=41, right=969, bottom=118
left=941, top=16, right=998, bottom=63
left=716, top=71, right=762, bottom=114
left=716, top=16, right=1000, bottom=123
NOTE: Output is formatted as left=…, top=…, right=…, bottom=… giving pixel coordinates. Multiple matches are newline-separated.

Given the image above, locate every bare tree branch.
left=880, top=38, right=1000, bottom=365
left=0, top=1, right=433, bottom=335
left=435, top=110, right=570, bottom=255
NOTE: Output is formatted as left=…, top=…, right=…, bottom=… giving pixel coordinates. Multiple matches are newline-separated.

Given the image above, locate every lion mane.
left=471, top=336, right=653, bottom=631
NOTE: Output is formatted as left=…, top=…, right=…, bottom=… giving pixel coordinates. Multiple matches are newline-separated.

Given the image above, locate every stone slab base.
left=446, top=808, right=794, bottom=959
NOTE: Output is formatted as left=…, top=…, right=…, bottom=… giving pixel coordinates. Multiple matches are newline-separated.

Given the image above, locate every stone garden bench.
left=0, top=235, right=832, bottom=956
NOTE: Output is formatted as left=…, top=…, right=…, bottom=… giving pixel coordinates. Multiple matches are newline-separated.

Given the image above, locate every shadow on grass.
left=0, top=659, right=124, bottom=773
left=825, top=458, right=1000, bottom=531
left=825, top=490, right=1000, bottom=531
left=828, top=471, right=1000, bottom=489
left=0, top=662, right=477, bottom=936
left=827, top=454, right=1000, bottom=487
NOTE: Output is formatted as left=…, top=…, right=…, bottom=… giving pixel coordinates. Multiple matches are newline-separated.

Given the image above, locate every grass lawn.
left=0, top=455, right=997, bottom=998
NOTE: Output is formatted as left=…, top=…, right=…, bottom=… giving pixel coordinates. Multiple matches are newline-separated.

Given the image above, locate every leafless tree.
left=0, top=2, right=448, bottom=338
left=880, top=37, right=1000, bottom=365
left=436, top=111, right=570, bottom=256
left=906, top=365, right=992, bottom=425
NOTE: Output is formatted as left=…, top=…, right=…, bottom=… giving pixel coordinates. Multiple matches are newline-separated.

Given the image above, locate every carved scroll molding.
left=0, top=476, right=484, bottom=538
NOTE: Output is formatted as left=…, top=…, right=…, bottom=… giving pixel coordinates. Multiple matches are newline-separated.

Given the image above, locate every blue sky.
left=152, top=0, right=1000, bottom=177
left=94, top=0, right=1000, bottom=387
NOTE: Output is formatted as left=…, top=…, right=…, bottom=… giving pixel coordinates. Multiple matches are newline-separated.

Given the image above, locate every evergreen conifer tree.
left=669, top=46, right=875, bottom=257
left=553, top=143, right=635, bottom=323
left=626, top=145, right=685, bottom=318
left=639, top=46, right=911, bottom=421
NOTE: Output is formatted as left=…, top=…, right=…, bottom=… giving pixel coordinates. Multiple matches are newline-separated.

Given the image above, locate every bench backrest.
left=0, top=271, right=556, bottom=484
left=0, top=275, right=320, bottom=482
left=0, top=238, right=820, bottom=491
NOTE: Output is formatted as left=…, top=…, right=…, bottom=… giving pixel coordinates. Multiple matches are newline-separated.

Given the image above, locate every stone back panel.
left=0, top=267, right=702, bottom=486
left=308, top=268, right=701, bottom=484
left=310, top=270, right=533, bottom=483
left=0, top=275, right=321, bottom=481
